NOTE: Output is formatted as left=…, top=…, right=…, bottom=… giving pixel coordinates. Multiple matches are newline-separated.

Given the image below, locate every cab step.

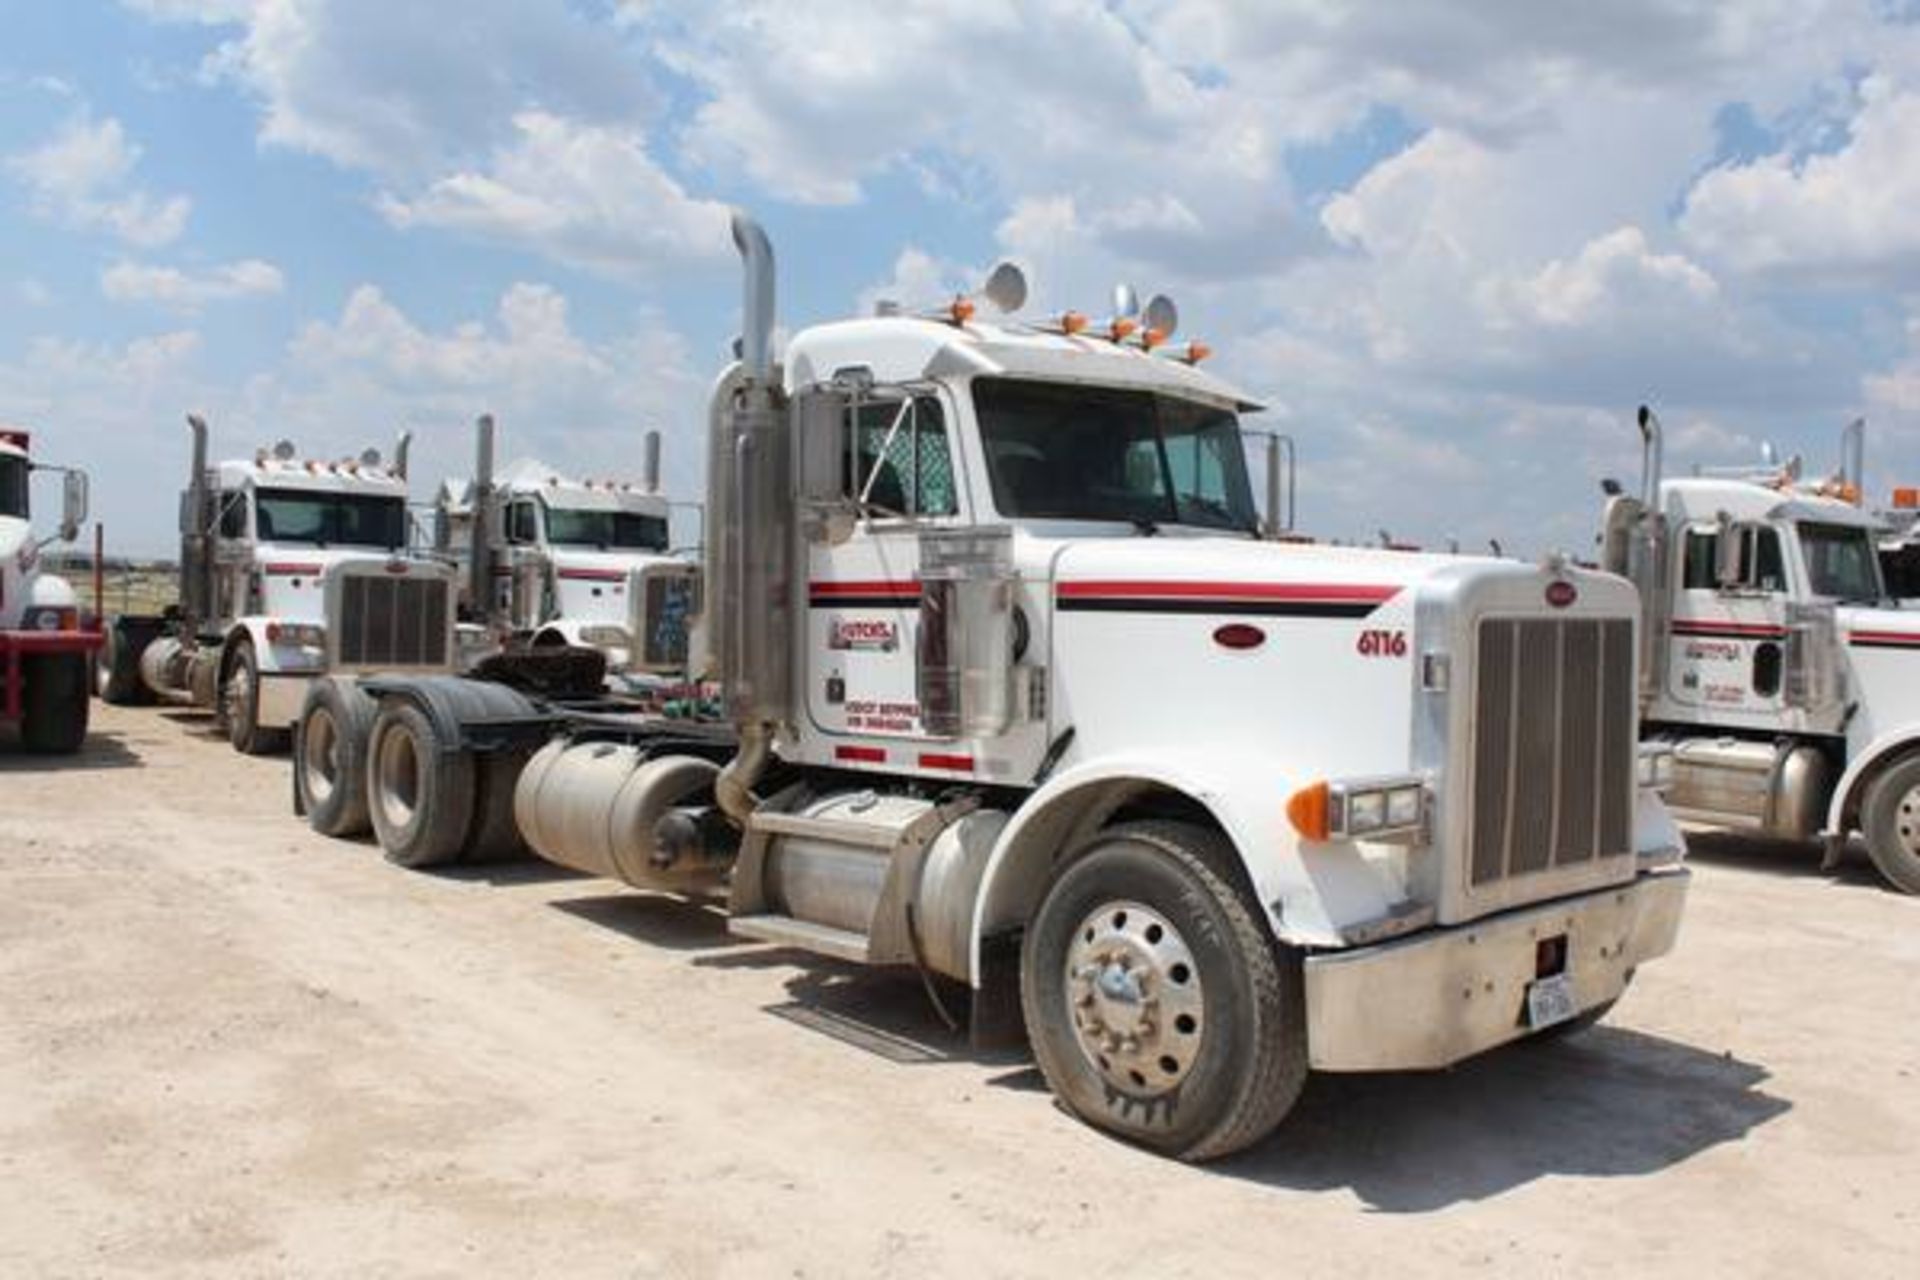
left=729, top=913, right=872, bottom=963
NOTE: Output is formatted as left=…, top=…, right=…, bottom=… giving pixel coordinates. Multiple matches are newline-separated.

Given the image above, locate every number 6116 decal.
left=1357, top=628, right=1408, bottom=658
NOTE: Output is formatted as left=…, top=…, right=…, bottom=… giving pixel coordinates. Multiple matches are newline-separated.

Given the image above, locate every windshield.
left=255, top=488, right=407, bottom=549
left=1799, top=521, right=1885, bottom=602
left=973, top=378, right=1259, bottom=532
left=0, top=454, right=25, bottom=519
left=545, top=506, right=669, bottom=551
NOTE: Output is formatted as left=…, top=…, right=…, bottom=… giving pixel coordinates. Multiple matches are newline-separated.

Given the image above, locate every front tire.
left=21, top=653, right=89, bottom=754
left=366, top=700, right=475, bottom=869
left=223, top=640, right=289, bottom=755
left=1860, top=754, right=1920, bottom=894
left=1020, top=820, right=1307, bottom=1161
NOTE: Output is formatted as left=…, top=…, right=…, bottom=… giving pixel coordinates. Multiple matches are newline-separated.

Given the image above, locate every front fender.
left=227, top=618, right=323, bottom=675
left=1826, top=728, right=1920, bottom=834
left=967, top=751, right=1409, bottom=985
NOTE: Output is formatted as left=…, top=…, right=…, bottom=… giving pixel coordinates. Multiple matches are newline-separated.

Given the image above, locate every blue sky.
left=5, top=1, right=1920, bottom=556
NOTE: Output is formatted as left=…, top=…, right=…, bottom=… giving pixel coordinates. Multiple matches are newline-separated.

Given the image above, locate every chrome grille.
left=1469, top=617, right=1634, bottom=887
left=334, top=573, right=450, bottom=669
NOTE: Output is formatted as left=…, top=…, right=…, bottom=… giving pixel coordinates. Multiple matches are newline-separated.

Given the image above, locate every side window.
left=1682, top=525, right=1786, bottom=592
left=508, top=500, right=539, bottom=545
left=845, top=395, right=957, bottom=518
left=217, top=490, right=248, bottom=539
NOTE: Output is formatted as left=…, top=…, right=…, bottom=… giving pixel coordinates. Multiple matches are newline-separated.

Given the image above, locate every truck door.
left=803, top=389, right=964, bottom=739
left=1668, top=520, right=1791, bottom=716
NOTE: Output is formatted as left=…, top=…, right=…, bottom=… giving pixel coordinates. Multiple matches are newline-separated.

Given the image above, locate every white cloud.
left=6, top=116, right=190, bottom=247
left=15, top=280, right=53, bottom=307
left=1479, top=227, right=1718, bottom=330
left=101, top=258, right=285, bottom=311
left=375, top=112, right=730, bottom=275
left=1682, top=75, right=1920, bottom=279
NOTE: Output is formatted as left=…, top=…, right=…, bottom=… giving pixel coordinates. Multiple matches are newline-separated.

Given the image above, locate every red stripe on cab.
left=1056, top=580, right=1399, bottom=603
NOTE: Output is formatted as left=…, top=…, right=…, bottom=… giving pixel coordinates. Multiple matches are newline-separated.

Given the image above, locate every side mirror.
left=1714, top=512, right=1743, bottom=589
left=58, top=470, right=88, bottom=542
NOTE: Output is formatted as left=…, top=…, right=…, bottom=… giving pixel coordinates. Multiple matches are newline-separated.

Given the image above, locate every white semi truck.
left=1603, top=409, right=1920, bottom=892
left=1, top=425, right=98, bottom=753
left=432, top=417, right=695, bottom=674
left=323, top=212, right=1690, bottom=1160
left=98, top=416, right=460, bottom=753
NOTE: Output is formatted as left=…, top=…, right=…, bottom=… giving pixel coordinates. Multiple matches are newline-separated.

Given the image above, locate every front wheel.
left=1019, top=821, right=1307, bottom=1161
left=1860, top=754, right=1920, bottom=894
left=223, top=640, right=289, bottom=755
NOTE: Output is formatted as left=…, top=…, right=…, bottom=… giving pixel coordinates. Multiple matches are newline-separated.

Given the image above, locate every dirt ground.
left=3, top=705, right=1917, bottom=1278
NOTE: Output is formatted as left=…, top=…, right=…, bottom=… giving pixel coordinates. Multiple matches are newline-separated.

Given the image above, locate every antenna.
left=982, top=262, right=1027, bottom=314
left=1143, top=294, right=1178, bottom=339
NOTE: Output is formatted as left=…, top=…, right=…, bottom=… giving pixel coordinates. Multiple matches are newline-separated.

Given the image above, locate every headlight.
left=1637, top=743, right=1676, bottom=792
left=23, top=606, right=78, bottom=632
left=1288, top=775, right=1431, bottom=842
left=265, top=622, right=327, bottom=649
left=579, top=625, right=631, bottom=648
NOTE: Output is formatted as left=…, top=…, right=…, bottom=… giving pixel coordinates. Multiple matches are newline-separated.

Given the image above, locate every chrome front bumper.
left=1303, top=869, right=1689, bottom=1071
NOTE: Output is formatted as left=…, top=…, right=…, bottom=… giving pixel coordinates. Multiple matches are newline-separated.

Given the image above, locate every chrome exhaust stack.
left=469, top=414, right=499, bottom=628
left=710, top=211, right=792, bottom=823
left=1841, top=416, right=1866, bottom=496
left=181, top=413, right=214, bottom=631
left=642, top=428, right=661, bottom=495
left=393, top=428, right=412, bottom=482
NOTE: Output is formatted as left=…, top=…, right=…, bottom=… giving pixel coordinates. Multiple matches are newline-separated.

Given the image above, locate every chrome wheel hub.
left=1064, top=900, right=1205, bottom=1097
left=375, top=727, right=420, bottom=831
left=1896, top=786, right=1920, bottom=857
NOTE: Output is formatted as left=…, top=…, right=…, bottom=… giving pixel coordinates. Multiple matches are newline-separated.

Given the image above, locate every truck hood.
left=1046, top=535, right=1475, bottom=607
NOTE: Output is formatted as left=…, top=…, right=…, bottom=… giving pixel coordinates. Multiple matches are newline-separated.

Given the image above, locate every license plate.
left=1526, top=972, right=1578, bottom=1031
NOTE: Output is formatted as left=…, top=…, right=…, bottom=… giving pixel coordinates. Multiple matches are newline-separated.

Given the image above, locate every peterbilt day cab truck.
left=1603, top=409, right=1920, bottom=892
left=334, top=213, right=1690, bottom=1160
left=1, top=426, right=98, bottom=753
left=98, top=417, right=460, bottom=753
left=432, top=416, right=696, bottom=674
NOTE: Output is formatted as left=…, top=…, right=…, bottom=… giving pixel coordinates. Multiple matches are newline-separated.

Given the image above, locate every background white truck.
left=1, top=425, right=98, bottom=754
left=432, top=416, right=695, bottom=674
left=98, top=415, right=459, bottom=754
left=1603, top=408, right=1920, bottom=892
left=316, top=212, right=1689, bottom=1160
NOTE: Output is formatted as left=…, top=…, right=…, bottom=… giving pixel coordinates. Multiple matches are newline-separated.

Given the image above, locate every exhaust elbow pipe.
left=714, top=722, right=771, bottom=824
left=393, top=429, right=412, bottom=481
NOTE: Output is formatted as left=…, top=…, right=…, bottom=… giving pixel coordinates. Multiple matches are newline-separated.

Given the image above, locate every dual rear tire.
left=299, top=679, right=526, bottom=868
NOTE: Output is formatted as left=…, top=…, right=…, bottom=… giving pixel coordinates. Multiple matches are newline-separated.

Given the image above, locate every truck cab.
left=0, top=426, right=98, bottom=753
left=100, top=420, right=458, bottom=754
left=1605, top=409, right=1920, bottom=891
left=475, top=213, right=1691, bottom=1160
left=436, top=448, right=690, bottom=673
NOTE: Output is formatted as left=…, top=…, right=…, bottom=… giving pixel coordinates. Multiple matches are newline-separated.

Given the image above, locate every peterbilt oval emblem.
left=1545, top=580, right=1577, bottom=608
left=384, top=559, right=408, bottom=575
left=1212, top=623, right=1266, bottom=651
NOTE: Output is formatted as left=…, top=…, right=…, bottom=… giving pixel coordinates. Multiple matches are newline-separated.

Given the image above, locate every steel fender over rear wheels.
left=366, top=700, right=475, bottom=869
left=223, top=639, right=289, bottom=756
left=1860, top=753, right=1920, bottom=895
left=1020, top=820, right=1307, bottom=1161
left=297, top=678, right=378, bottom=837
left=21, top=653, right=90, bottom=754
left=463, top=748, right=532, bottom=863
